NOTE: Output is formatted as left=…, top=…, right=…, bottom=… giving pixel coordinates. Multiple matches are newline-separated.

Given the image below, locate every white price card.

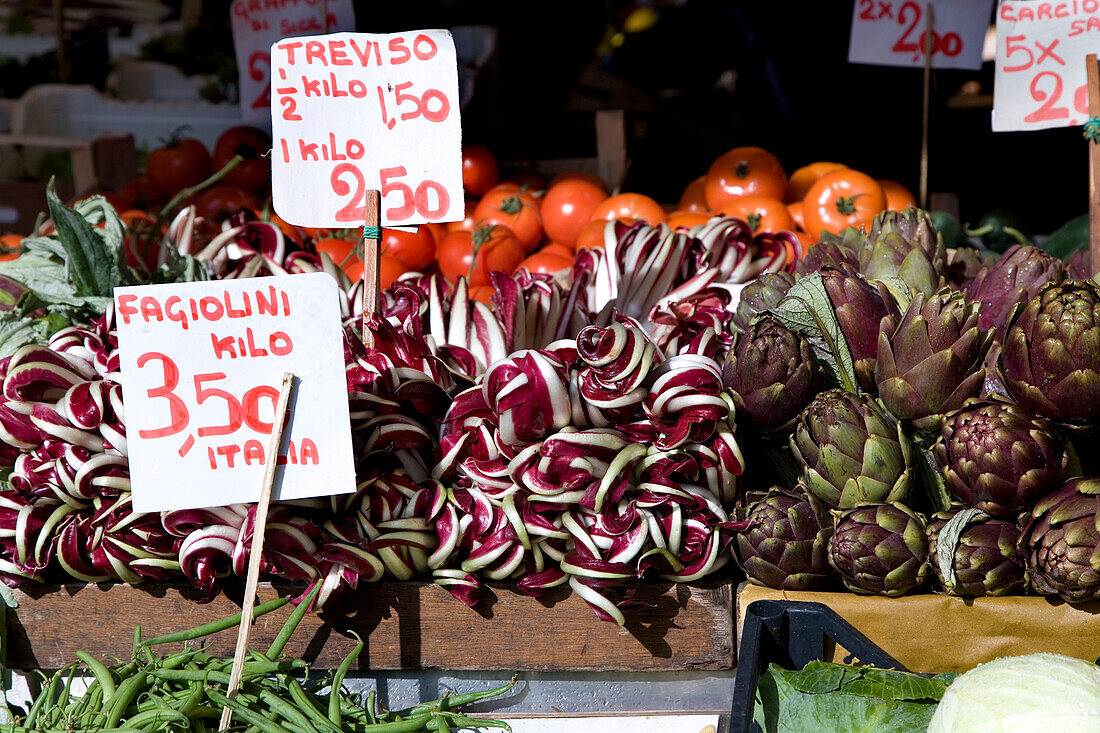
left=848, top=0, right=994, bottom=71
left=993, top=0, right=1100, bottom=131
left=270, top=30, right=463, bottom=229
left=230, top=0, right=357, bottom=124
left=113, top=273, right=356, bottom=513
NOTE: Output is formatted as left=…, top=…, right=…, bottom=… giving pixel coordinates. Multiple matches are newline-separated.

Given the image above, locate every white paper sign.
left=270, top=30, right=463, bottom=229
left=113, top=273, right=356, bottom=512
left=230, top=0, right=357, bottom=124
left=993, top=0, right=1100, bottom=131
left=848, top=0, right=993, bottom=70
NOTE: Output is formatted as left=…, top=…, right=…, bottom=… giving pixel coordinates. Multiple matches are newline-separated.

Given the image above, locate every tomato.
left=473, top=184, right=543, bottom=253
left=116, top=209, right=160, bottom=271
left=575, top=219, right=610, bottom=250
left=422, top=222, right=447, bottom=248
left=446, top=199, right=479, bottom=232
left=540, top=177, right=608, bottom=248
left=667, top=210, right=712, bottom=231
left=705, top=146, right=786, bottom=212
left=722, top=195, right=796, bottom=234
left=678, top=175, right=710, bottom=213
left=0, top=233, right=22, bottom=261
left=791, top=230, right=814, bottom=254
left=342, top=254, right=408, bottom=290
left=212, top=126, right=271, bottom=193
left=539, top=242, right=575, bottom=259
left=547, top=171, right=607, bottom=191
left=314, top=237, right=358, bottom=267
left=116, top=174, right=163, bottom=211
left=877, top=179, right=918, bottom=212
left=146, top=136, right=212, bottom=197
left=506, top=170, right=548, bottom=194
left=191, top=186, right=263, bottom=220
left=802, top=170, right=887, bottom=240
left=518, top=251, right=573, bottom=275
left=469, top=285, right=495, bottom=305
left=786, top=162, right=847, bottom=203
left=380, top=226, right=436, bottom=271
left=462, top=144, right=499, bottom=196
left=590, top=193, right=668, bottom=226
left=437, top=225, right=524, bottom=286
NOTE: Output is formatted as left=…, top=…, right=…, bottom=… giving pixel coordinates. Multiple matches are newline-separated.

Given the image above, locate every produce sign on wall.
left=113, top=273, right=356, bottom=512
left=993, top=1, right=1100, bottom=131
left=848, top=0, right=993, bottom=70
left=270, top=31, right=463, bottom=228
left=230, top=0, right=358, bottom=124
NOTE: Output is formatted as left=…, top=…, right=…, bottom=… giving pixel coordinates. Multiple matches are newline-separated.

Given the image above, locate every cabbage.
left=927, top=653, right=1100, bottom=732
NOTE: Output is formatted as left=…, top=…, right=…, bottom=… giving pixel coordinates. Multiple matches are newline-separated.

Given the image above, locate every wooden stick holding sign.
left=919, top=3, right=933, bottom=210
left=218, top=372, right=296, bottom=731
left=1087, top=54, right=1100, bottom=271
left=361, top=190, right=382, bottom=347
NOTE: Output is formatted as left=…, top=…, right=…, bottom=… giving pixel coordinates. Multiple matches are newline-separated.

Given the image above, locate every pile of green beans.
left=7, top=585, right=516, bottom=732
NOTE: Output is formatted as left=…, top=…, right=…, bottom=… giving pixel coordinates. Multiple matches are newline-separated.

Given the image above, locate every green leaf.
left=912, top=445, right=952, bottom=514
left=771, top=273, right=859, bottom=393
left=44, top=178, right=120, bottom=298
left=935, top=508, right=987, bottom=593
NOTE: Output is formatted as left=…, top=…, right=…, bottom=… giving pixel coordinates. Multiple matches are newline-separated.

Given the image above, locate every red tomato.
left=0, top=233, right=22, bottom=261
left=437, top=225, right=524, bottom=286
left=117, top=209, right=160, bottom=271
left=469, top=285, right=495, bottom=305
left=786, top=162, right=847, bottom=203
left=147, top=136, right=212, bottom=197
left=590, top=193, right=668, bottom=226
left=575, top=219, right=610, bottom=250
left=212, top=126, right=271, bottom=193
left=314, top=237, right=358, bottom=267
left=462, top=144, right=499, bottom=196
left=518, top=251, right=573, bottom=275
left=422, top=222, right=447, bottom=248
left=788, top=201, right=806, bottom=231
left=506, top=170, right=548, bottom=194
left=380, top=226, right=436, bottom=271
left=446, top=199, right=479, bottom=232
left=678, top=175, right=710, bottom=213
left=802, top=170, right=887, bottom=240
left=547, top=171, right=607, bottom=191
left=191, top=186, right=262, bottom=220
left=342, top=254, right=408, bottom=290
left=705, top=146, right=786, bottom=212
left=539, top=242, right=575, bottom=259
left=667, top=210, right=712, bottom=231
left=473, top=184, right=543, bottom=253
left=878, top=179, right=918, bottom=212
left=116, top=174, right=163, bottom=211
left=541, top=178, right=608, bottom=248
left=722, top=195, right=796, bottom=234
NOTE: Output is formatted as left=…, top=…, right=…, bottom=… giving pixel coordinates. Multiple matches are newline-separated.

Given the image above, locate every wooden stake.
left=218, top=372, right=296, bottom=731
left=920, top=3, right=933, bottom=210
left=52, top=0, right=69, bottom=84
left=320, top=0, right=329, bottom=32
left=361, top=190, right=382, bottom=347
left=1087, top=53, right=1100, bottom=270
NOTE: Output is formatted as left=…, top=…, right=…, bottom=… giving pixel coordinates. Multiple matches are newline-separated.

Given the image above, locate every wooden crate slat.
left=8, top=579, right=734, bottom=672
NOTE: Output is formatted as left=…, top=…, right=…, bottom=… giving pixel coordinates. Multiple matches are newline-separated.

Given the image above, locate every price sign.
left=993, top=1, right=1100, bottom=131
left=113, top=273, right=356, bottom=512
left=230, top=0, right=357, bottom=124
left=848, top=0, right=993, bottom=70
left=270, top=30, right=463, bottom=229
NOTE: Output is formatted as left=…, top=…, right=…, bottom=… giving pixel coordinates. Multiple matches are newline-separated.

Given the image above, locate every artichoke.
left=935, top=399, right=1066, bottom=517
left=874, top=289, right=994, bottom=432
left=1000, top=280, right=1100, bottom=425
left=1019, top=477, right=1100, bottom=603
left=731, top=271, right=796, bottom=334
left=927, top=509, right=1027, bottom=597
left=828, top=501, right=929, bottom=596
left=723, top=316, right=821, bottom=434
left=858, top=208, right=948, bottom=298
left=819, top=266, right=899, bottom=393
left=790, top=388, right=913, bottom=509
left=796, top=236, right=860, bottom=276
left=731, top=486, right=834, bottom=590
left=965, top=244, right=1066, bottom=336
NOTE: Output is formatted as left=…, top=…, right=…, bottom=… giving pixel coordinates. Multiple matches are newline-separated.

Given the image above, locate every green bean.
left=234, top=683, right=321, bottom=733
left=356, top=712, right=432, bottom=732
left=104, top=670, right=147, bottom=728
left=364, top=690, right=378, bottom=725
left=265, top=583, right=321, bottom=661
left=142, top=596, right=290, bottom=646
left=77, top=651, right=118, bottom=701
left=394, top=675, right=518, bottom=717
left=25, top=669, right=60, bottom=728
left=285, top=678, right=342, bottom=733
left=158, top=649, right=200, bottom=671
left=121, top=706, right=191, bottom=730
left=205, top=689, right=295, bottom=733
left=429, top=712, right=512, bottom=732
left=328, top=631, right=363, bottom=727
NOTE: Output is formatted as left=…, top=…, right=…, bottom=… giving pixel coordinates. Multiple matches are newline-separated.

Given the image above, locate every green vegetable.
left=964, top=209, right=1030, bottom=253
left=1041, top=213, right=1089, bottom=260
left=928, top=210, right=965, bottom=248
left=927, top=653, right=1100, bottom=732
left=754, top=660, right=954, bottom=733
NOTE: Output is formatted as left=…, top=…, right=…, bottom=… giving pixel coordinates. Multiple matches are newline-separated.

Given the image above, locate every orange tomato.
left=705, top=146, right=786, bottom=212
left=788, top=201, right=806, bottom=231
left=667, top=210, right=712, bottom=231
left=540, top=242, right=575, bottom=259
left=575, top=219, right=610, bottom=251
left=437, top=225, right=525, bottom=287
left=722, top=196, right=796, bottom=234
left=547, top=171, right=607, bottom=191
left=517, top=251, right=573, bottom=275
left=380, top=227, right=436, bottom=271
left=590, top=193, right=668, bottom=226
left=877, top=179, right=918, bottom=212
left=678, top=175, right=710, bottom=213
left=447, top=199, right=479, bottom=232
left=473, top=184, right=543, bottom=253
left=314, top=237, right=358, bottom=267
left=786, top=162, right=848, bottom=203
left=540, top=177, right=608, bottom=248
left=802, top=170, right=887, bottom=240
left=0, top=233, right=22, bottom=261
left=423, top=221, right=447, bottom=248
left=469, top=285, right=495, bottom=304
left=343, top=254, right=408, bottom=290
left=462, top=144, right=499, bottom=197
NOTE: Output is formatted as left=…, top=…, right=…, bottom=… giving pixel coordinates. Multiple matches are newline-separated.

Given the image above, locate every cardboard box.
left=737, top=583, right=1100, bottom=674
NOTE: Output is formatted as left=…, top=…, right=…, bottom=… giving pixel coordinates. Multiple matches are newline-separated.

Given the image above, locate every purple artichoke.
left=875, top=289, right=994, bottom=432
left=828, top=501, right=929, bottom=596
left=965, top=244, right=1066, bottom=337
left=927, top=509, right=1028, bottom=597
left=999, top=279, right=1100, bottom=425
left=1019, top=477, right=1100, bottom=603
left=819, top=266, right=899, bottom=393
left=935, top=399, right=1067, bottom=517
left=731, top=486, right=834, bottom=591
left=731, top=271, right=796, bottom=334
left=858, top=210, right=948, bottom=298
